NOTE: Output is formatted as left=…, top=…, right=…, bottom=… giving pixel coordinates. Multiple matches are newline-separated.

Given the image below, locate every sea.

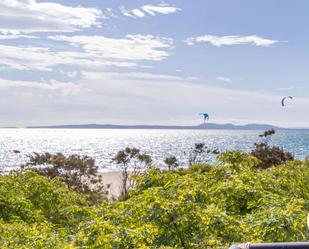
left=0, top=128, right=309, bottom=172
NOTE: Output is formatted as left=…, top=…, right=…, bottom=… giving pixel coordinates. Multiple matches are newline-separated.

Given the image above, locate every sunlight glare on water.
left=0, top=128, right=309, bottom=172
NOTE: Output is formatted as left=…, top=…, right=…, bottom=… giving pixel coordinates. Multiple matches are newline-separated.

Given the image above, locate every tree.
left=251, top=130, right=294, bottom=169
left=187, top=143, right=219, bottom=166
left=22, top=152, right=107, bottom=204
left=164, top=156, right=179, bottom=171
left=112, top=147, right=152, bottom=200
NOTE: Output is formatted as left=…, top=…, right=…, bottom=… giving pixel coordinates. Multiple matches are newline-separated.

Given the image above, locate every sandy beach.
left=101, top=171, right=122, bottom=199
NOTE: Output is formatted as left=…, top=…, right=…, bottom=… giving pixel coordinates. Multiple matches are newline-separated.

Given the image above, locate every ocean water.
left=0, top=128, right=309, bottom=172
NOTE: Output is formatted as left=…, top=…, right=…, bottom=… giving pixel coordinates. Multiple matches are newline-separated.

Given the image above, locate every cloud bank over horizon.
left=0, top=71, right=308, bottom=128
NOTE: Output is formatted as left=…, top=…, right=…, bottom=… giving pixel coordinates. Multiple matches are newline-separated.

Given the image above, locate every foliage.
left=1, top=148, right=309, bottom=248
left=0, top=171, right=89, bottom=248
left=187, top=143, right=219, bottom=166
left=0, top=171, right=88, bottom=225
left=0, top=221, right=71, bottom=249
left=112, top=147, right=152, bottom=200
left=259, top=129, right=276, bottom=138
left=23, top=152, right=107, bottom=204
left=183, top=164, right=212, bottom=174
left=251, top=130, right=294, bottom=169
left=76, top=154, right=309, bottom=248
left=164, top=155, right=179, bottom=171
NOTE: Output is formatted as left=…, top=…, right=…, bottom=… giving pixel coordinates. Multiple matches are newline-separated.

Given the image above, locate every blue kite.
left=199, top=113, right=209, bottom=123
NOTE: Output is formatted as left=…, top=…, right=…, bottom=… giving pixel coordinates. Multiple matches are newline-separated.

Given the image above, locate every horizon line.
left=3, top=122, right=309, bottom=130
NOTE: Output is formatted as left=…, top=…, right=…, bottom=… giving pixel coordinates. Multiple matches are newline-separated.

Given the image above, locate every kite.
left=199, top=113, right=209, bottom=123
left=281, top=96, right=293, bottom=107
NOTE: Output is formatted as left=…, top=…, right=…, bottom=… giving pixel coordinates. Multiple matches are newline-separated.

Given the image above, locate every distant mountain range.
left=26, top=123, right=296, bottom=130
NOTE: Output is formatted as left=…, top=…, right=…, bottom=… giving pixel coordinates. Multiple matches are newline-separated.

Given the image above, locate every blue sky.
left=0, top=0, right=309, bottom=127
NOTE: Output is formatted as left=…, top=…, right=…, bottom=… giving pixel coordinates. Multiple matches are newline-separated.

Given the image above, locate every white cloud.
left=216, top=76, right=232, bottom=83
left=0, top=77, right=79, bottom=94
left=131, top=9, right=146, bottom=18
left=48, top=34, right=173, bottom=61
left=0, top=34, right=173, bottom=71
left=185, top=35, right=279, bottom=47
left=0, top=0, right=103, bottom=34
left=81, top=71, right=190, bottom=81
left=119, top=6, right=131, bottom=17
left=141, top=4, right=180, bottom=15
left=120, top=4, right=180, bottom=18
left=0, top=77, right=82, bottom=125
left=60, top=71, right=79, bottom=78
left=0, top=44, right=136, bottom=71
left=0, top=34, right=38, bottom=40
left=105, top=7, right=117, bottom=18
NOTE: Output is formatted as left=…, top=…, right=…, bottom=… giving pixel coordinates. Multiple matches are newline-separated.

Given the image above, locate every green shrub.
left=251, top=130, right=294, bottom=169
left=0, top=221, right=71, bottom=249
left=164, top=155, right=179, bottom=171
left=23, top=153, right=107, bottom=204
left=186, top=164, right=212, bottom=174
left=0, top=171, right=89, bottom=226
left=1, top=150, right=309, bottom=248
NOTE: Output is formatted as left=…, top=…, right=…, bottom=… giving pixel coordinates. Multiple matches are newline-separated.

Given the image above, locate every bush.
left=77, top=153, right=309, bottom=248
left=2, top=146, right=309, bottom=248
left=0, top=171, right=88, bottom=226
left=0, top=221, right=71, bottom=249
left=0, top=171, right=91, bottom=248
left=164, top=155, right=179, bottom=171
left=251, top=130, right=294, bottom=169
left=23, top=153, right=107, bottom=204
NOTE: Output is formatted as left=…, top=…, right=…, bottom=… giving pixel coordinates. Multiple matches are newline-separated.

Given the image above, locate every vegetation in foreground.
left=0, top=130, right=309, bottom=248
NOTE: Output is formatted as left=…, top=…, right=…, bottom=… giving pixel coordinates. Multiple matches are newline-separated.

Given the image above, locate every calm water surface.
left=0, top=128, right=309, bottom=171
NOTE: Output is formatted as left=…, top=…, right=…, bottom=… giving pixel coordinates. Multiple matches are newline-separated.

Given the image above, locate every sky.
left=1, top=0, right=309, bottom=127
